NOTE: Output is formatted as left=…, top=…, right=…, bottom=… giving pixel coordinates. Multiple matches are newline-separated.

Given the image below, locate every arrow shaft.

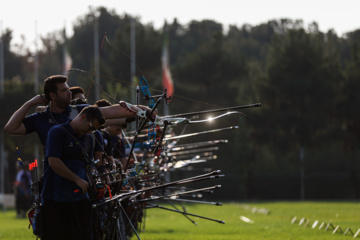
left=165, top=103, right=261, bottom=118
left=92, top=170, right=223, bottom=207
left=167, top=147, right=218, bottom=156
left=163, top=126, right=238, bottom=141
left=145, top=204, right=225, bottom=224
left=166, top=139, right=228, bottom=152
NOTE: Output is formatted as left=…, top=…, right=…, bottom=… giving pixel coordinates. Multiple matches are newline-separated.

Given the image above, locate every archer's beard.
left=56, top=98, right=71, bottom=108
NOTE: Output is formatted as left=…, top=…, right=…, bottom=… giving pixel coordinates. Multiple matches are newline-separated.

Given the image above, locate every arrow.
left=164, top=103, right=261, bottom=118
left=163, top=126, right=238, bottom=141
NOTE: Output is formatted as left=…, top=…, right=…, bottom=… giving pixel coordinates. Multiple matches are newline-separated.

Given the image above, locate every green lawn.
left=2, top=201, right=360, bottom=240
left=0, top=210, right=32, bottom=240
left=132, top=201, right=360, bottom=240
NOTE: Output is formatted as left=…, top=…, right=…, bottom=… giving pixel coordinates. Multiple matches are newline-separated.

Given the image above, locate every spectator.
left=14, top=164, right=33, bottom=218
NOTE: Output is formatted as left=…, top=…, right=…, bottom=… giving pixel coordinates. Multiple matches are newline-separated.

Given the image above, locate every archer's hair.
left=71, top=98, right=88, bottom=105
left=43, top=75, right=68, bottom=101
left=94, top=99, right=112, bottom=107
left=70, top=86, right=85, bottom=97
left=79, top=105, right=105, bottom=126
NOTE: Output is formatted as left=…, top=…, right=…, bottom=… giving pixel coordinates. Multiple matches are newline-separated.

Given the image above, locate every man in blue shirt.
left=4, top=75, right=154, bottom=147
left=3, top=75, right=153, bottom=238
left=41, top=105, right=105, bottom=240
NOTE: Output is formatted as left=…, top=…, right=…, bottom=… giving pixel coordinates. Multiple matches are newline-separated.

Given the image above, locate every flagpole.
left=161, top=21, right=174, bottom=116
left=0, top=132, right=5, bottom=212
left=161, top=22, right=172, bottom=186
left=62, top=23, right=68, bottom=76
left=63, top=25, right=66, bottom=75
left=34, top=21, right=39, bottom=94
left=130, top=17, right=136, bottom=131
left=0, top=21, right=4, bottom=212
left=0, top=21, right=4, bottom=97
left=62, top=23, right=73, bottom=78
left=34, top=21, right=40, bottom=172
left=94, top=11, right=100, bottom=101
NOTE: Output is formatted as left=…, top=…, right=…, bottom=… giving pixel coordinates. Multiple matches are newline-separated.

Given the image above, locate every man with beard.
left=4, top=75, right=153, bottom=147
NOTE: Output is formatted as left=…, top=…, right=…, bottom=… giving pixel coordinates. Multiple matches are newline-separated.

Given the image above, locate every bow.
left=139, top=76, right=157, bottom=144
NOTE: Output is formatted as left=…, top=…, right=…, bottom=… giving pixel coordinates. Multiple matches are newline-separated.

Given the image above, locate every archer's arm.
left=104, top=118, right=127, bottom=127
left=100, top=104, right=156, bottom=120
left=36, top=106, right=47, bottom=112
left=48, top=156, right=89, bottom=194
left=4, top=95, right=49, bottom=135
left=100, top=104, right=135, bottom=119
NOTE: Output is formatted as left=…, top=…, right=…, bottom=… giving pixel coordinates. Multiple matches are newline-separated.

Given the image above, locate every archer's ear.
left=79, top=114, right=87, bottom=121
left=49, top=92, right=56, bottom=101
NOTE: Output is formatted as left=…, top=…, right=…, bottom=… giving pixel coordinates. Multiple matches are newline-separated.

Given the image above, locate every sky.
left=1, top=0, right=359, bottom=51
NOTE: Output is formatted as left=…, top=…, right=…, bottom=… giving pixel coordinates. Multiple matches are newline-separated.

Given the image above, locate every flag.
left=63, top=49, right=72, bottom=76
left=161, top=23, right=174, bottom=99
left=62, top=28, right=72, bottom=76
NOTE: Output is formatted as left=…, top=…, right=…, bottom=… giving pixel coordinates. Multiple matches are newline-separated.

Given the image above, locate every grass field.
left=1, top=201, right=360, bottom=240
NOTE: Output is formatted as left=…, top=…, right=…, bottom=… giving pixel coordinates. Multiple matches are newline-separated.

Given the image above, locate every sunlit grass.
left=0, top=210, right=32, bottom=240
left=2, top=202, right=360, bottom=240
left=133, top=201, right=360, bottom=240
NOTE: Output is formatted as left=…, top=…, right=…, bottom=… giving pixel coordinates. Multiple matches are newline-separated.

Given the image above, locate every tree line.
left=1, top=7, right=360, bottom=200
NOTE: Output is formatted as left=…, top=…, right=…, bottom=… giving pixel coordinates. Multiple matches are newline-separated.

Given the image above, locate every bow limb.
left=163, top=126, right=239, bottom=141
left=121, top=129, right=138, bottom=164
left=187, top=111, right=244, bottom=123
left=164, top=103, right=261, bottom=118
left=153, top=111, right=244, bottom=126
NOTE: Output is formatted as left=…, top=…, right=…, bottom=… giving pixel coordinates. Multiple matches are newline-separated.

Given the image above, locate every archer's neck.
left=50, top=101, right=67, bottom=113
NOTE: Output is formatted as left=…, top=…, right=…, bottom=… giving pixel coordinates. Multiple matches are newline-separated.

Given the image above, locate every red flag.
left=63, top=49, right=72, bottom=76
left=63, top=28, right=72, bottom=76
left=161, top=25, right=174, bottom=98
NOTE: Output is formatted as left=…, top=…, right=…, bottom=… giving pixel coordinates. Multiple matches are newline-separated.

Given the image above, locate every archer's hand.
left=28, top=94, right=49, bottom=106
left=75, top=178, right=89, bottom=194
left=138, top=105, right=157, bottom=121
left=119, top=101, right=157, bottom=121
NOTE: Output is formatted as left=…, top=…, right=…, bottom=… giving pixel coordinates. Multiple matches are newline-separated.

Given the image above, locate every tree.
left=1, top=29, right=26, bottom=81
left=338, top=30, right=360, bottom=198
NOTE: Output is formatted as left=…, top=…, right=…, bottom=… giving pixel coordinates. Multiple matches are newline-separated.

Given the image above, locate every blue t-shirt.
left=42, top=121, right=102, bottom=203
left=23, top=104, right=88, bottom=146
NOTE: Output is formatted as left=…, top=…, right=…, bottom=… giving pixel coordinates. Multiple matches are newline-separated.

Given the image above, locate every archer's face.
left=78, top=118, right=101, bottom=136
left=72, top=93, right=85, bottom=100
left=107, top=125, right=122, bottom=136
left=54, top=82, right=71, bottom=107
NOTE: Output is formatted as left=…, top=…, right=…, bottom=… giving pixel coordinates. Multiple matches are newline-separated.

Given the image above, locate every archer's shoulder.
left=48, top=122, right=69, bottom=135
left=76, top=104, right=90, bottom=111
left=100, top=130, right=111, bottom=138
